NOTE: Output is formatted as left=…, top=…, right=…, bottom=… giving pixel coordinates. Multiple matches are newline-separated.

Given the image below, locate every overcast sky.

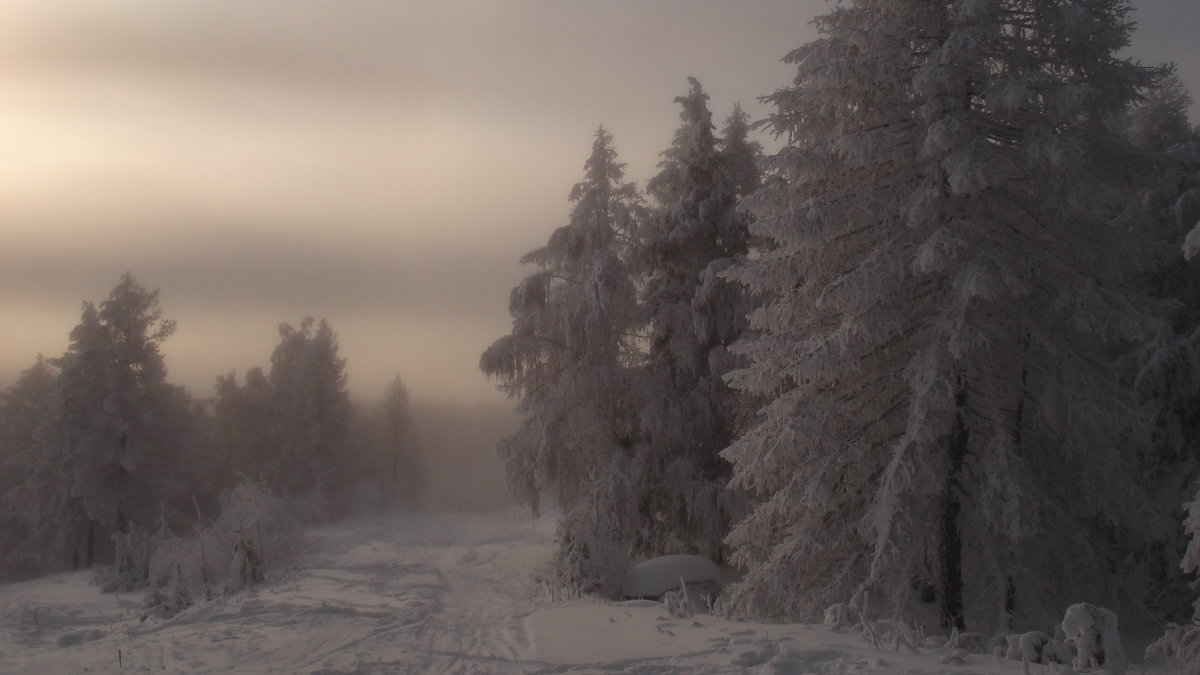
left=2, top=1, right=1198, bottom=406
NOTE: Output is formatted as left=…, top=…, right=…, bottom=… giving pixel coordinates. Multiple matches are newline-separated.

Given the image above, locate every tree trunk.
left=940, top=373, right=969, bottom=630
left=85, top=519, right=95, bottom=568
left=1001, top=337, right=1030, bottom=629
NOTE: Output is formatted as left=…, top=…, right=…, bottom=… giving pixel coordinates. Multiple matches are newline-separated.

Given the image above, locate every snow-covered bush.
left=823, top=603, right=857, bottom=631
left=1144, top=486, right=1200, bottom=673
left=1062, top=602, right=1126, bottom=674
left=554, top=510, right=630, bottom=599
left=1184, top=487, right=1200, bottom=602
left=1146, top=622, right=1200, bottom=674
left=147, top=482, right=303, bottom=600
left=1001, top=630, right=1070, bottom=666
left=95, top=528, right=155, bottom=593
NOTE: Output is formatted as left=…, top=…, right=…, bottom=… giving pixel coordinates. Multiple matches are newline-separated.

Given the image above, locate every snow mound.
left=620, top=554, right=721, bottom=599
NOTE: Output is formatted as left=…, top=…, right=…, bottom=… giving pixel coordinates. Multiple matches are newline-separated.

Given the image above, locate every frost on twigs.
left=95, top=528, right=155, bottom=593
left=146, top=482, right=302, bottom=605
left=823, top=603, right=856, bottom=631
left=1145, top=622, right=1200, bottom=674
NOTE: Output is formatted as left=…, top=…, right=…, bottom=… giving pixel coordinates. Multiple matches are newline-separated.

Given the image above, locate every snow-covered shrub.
left=551, top=456, right=635, bottom=599
left=96, top=528, right=155, bottom=593
left=947, top=629, right=992, bottom=656
left=1001, top=631, right=1070, bottom=666
left=863, top=618, right=923, bottom=654
left=141, top=585, right=192, bottom=619
left=1146, top=622, right=1200, bottom=674
left=224, top=536, right=265, bottom=593
left=1062, top=602, right=1126, bottom=674
left=663, top=585, right=698, bottom=618
left=1146, top=486, right=1200, bottom=674
left=1184, top=487, right=1200, bottom=606
left=554, top=516, right=629, bottom=599
left=214, top=482, right=303, bottom=570
left=147, top=533, right=214, bottom=600
left=823, top=603, right=857, bottom=631
left=147, top=482, right=302, bottom=598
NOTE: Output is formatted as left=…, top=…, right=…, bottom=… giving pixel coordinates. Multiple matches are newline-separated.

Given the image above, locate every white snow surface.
left=620, top=554, right=722, bottom=599
left=0, top=510, right=1175, bottom=673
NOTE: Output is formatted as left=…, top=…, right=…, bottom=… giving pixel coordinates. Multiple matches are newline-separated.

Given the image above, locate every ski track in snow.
left=0, top=511, right=1176, bottom=673
left=0, top=512, right=553, bottom=674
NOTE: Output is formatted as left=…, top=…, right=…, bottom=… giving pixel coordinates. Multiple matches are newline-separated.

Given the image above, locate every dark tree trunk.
left=940, top=374, right=969, bottom=630
left=1001, top=337, right=1031, bottom=629
left=85, top=519, right=95, bottom=568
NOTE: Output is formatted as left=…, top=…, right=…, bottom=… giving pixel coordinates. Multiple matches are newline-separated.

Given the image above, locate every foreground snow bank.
left=620, top=554, right=722, bottom=599
left=0, top=510, right=1179, bottom=673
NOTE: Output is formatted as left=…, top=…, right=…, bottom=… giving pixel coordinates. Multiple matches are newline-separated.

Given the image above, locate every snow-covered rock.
left=619, top=554, right=721, bottom=599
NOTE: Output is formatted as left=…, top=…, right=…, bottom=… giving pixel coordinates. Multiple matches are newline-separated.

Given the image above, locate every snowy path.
left=0, top=512, right=557, bottom=673
left=0, top=510, right=1172, bottom=673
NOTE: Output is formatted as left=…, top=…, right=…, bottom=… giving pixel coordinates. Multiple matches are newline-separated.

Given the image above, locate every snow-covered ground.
left=0, top=510, right=1172, bottom=673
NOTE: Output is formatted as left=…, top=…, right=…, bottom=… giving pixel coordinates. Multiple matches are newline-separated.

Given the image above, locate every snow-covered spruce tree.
left=95, top=274, right=199, bottom=522
left=23, top=274, right=192, bottom=568
left=1124, top=73, right=1200, bottom=621
left=722, top=0, right=1165, bottom=631
left=212, top=367, right=275, bottom=487
left=0, top=356, right=57, bottom=497
left=719, top=102, right=764, bottom=200
left=481, top=127, right=644, bottom=594
left=0, top=356, right=59, bottom=575
left=265, top=317, right=353, bottom=513
left=367, top=374, right=423, bottom=508
left=630, top=78, right=753, bottom=561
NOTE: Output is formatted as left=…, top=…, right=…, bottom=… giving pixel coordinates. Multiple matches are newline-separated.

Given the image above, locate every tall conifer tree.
left=482, top=127, right=644, bottom=593
left=723, top=0, right=1163, bottom=630
left=25, top=274, right=188, bottom=566
left=632, top=78, right=751, bottom=560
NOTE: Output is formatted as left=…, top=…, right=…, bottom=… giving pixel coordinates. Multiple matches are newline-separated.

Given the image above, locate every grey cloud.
left=2, top=2, right=443, bottom=97
left=3, top=0, right=1198, bottom=404
left=0, top=225, right=525, bottom=321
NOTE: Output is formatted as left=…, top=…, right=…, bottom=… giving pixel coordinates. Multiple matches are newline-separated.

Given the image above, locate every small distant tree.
left=376, top=375, right=422, bottom=506
left=0, top=356, right=59, bottom=576
left=718, top=102, right=763, bottom=200
left=265, top=318, right=353, bottom=510
left=0, top=356, right=57, bottom=494
left=341, top=374, right=424, bottom=510
left=212, top=367, right=274, bottom=484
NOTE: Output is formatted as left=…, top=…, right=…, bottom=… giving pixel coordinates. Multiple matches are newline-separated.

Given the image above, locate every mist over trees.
left=0, top=274, right=424, bottom=582
left=483, top=0, right=1200, bottom=639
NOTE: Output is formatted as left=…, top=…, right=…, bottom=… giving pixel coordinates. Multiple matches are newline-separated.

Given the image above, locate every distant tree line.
left=0, top=273, right=422, bottom=582
left=482, top=0, right=1200, bottom=637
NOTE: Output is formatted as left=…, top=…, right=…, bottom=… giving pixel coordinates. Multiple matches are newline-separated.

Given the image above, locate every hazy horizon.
left=3, top=0, right=1198, bottom=406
